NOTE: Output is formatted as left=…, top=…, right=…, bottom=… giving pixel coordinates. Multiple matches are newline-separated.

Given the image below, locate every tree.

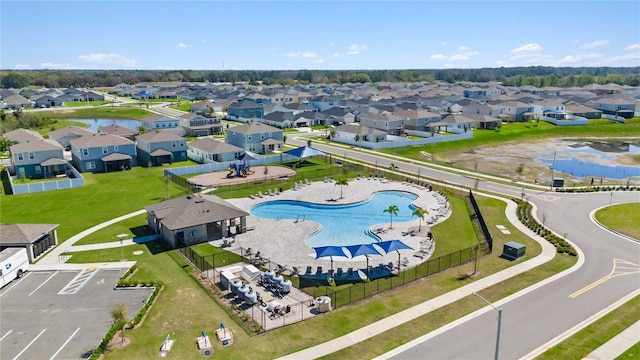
left=335, top=177, right=348, bottom=199
left=412, top=207, right=428, bottom=232
left=388, top=163, right=398, bottom=181
left=515, top=163, right=525, bottom=180
left=1, top=72, right=30, bottom=88
left=263, top=166, right=268, bottom=180
left=383, top=205, right=399, bottom=229
left=307, top=139, right=312, bottom=148
left=283, top=134, right=287, bottom=144
left=136, top=125, right=149, bottom=135
left=110, top=303, right=128, bottom=345
left=0, top=137, right=14, bottom=152
left=354, top=134, right=361, bottom=149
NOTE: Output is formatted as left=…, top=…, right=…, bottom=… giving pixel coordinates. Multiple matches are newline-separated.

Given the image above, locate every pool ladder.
left=294, top=214, right=305, bottom=223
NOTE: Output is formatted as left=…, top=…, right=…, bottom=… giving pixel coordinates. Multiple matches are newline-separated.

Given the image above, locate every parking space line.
left=28, top=271, right=58, bottom=297
left=12, top=328, right=46, bottom=360
left=0, top=329, right=13, bottom=341
left=49, top=327, right=80, bottom=360
left=0, top=272, right=31, bottom=298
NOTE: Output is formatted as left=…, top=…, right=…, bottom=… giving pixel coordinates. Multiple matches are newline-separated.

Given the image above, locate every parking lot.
left=0, top=267, right=153, bottom=360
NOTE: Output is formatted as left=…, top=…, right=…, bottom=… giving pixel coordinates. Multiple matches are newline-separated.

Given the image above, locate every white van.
left=0, top=248, right=29, bottom=288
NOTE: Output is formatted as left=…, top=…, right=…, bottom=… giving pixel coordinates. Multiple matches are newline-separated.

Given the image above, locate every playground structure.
left=227, top=163, right=254, bottom=178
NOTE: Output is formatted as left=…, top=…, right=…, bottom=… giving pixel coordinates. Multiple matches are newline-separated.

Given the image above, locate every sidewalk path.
left=587, top=318, right=640, bottom=360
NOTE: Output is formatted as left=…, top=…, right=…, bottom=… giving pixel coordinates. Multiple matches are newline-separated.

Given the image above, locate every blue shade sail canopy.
left=345, top=243, right=382, bottom=258
left=313, top=245, right=348, bottom=259
left=376, top=239, right=413, bottom=254
left=285, top=146, right=325, bottom=159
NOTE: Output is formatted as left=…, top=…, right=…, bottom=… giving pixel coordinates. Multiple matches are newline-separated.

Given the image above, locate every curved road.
left=291, top=136, right=640, bottom=359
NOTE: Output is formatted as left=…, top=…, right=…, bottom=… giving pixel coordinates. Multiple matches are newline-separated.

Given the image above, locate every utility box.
left=552, top=178, right=565, bottom=188
left=502, top=241, right=525, bottom=261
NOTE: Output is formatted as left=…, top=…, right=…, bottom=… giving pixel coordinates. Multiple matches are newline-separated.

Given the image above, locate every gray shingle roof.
left=228, top=123, right=281, bottom=135
left=189, top=138, right=243, bottom=154
left=0, top=223, right=59, bottom=245
left=70, top=133, right=135, bottom=147
left=145, top=194, right=248, bottom=231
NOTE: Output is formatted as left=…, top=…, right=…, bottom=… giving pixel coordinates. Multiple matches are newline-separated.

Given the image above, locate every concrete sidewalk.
left=587, top=319, right=640, bottom=360
left=278, top=199, right=564, bottom=360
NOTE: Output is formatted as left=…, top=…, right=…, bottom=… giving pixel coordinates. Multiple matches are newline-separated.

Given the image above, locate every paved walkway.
left=586, top=319, right=640, bottom=360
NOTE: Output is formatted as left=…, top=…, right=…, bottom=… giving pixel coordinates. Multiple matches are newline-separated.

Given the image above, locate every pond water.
left=70, top=118, right=142, bottom=132
left=539, top=142, right=640, bottom=179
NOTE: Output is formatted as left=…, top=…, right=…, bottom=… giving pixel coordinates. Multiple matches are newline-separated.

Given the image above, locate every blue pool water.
left=70, top=118, right=142, bottom=132
left=251, top=190, right=418, bottom=247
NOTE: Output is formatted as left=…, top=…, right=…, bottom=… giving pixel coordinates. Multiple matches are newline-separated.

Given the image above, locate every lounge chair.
left=336, top=268, right=343, bottom=277
left=347, top=268, right=354, bottom=277
left=249, top=194, right=254, bottom=199
left=316, top=266, right=323, bottom=275
left=258, top=191, right=264, bottom=198
left=324, top=176, right=328, bottom=183
left=305, top=178, right=311, bottom=185
left=274, top=187, right=280, bottom=195
left=268, top=189, right=274, bottom=196
left=304, top=266, right=312, bottom=275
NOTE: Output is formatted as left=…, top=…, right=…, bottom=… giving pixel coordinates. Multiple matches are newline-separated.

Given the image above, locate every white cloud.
left=579, top=40, right=608, bottom=50
left=286, top=51, right=317, bottom=58
left=458, top=46, right=470, bottom=51
left=77, top=53, right=137, bottom=67
left=313, top=58, right=325, bottom=64
left=430, top=54, right=447, bottom=60
left=624, top=44, right=640, bottom=51
left=346, top=43, right=368, bottom=56
left=449, top=54, right=470, bottom=61
left=510, top=43, right=543, bottom=54
left=176, top=42, right=191, bottom=49
left=440, top=41, right=447, bottom=46
left=607, top=52, right=640, bottom=63
left=557, top=53, right=602, bottom=64
left=14, top=64, right=31, bottom=69
left=40, top=62, right=74, bottom=69
left=332, top=53, right=344, bottom=59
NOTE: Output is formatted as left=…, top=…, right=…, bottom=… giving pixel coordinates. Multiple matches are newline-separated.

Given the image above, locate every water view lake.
left=70, top=118, right=142, bottom=132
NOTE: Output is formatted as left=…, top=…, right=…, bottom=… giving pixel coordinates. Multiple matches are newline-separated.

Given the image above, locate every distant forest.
left=2, top=66, right=639, bottom=89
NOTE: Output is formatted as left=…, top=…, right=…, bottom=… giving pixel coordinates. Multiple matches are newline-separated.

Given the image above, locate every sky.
left=1, top=1, right=639, bottom=71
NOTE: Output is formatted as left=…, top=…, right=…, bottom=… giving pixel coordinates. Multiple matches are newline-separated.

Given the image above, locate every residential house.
left=498, top=101, right=537, bottom=122
left=463, top=87, right=487, bottom=98
left=260, top=111, right=294, bottom=129
left=33, top=95, right=64, bottom=108
left=178, top=113, right=223, bottom=137
left=225, top=123, right=283, bottom=154
left=70, top=133, right=137, bottom=173
left=457, top=113, right=501, bottom=130
left=190, top=100, right=215, bottom=113
left=283, top=103, right=317, bottom=115
left=359, top=113, right=405, bottom=135
left=226, top=99, right=264, bottom=121
left=316, top=107, right=357, bottom=126
left=3, top=128, right=43, bottom=144
left=187, top=138, right=244, bottom=163
left=98, top=124, right=139, bottom=141
left=308, top=96, right=341, bottom=112
left=136, top=131, right=187, bottom=166
left=533, top=99, right=566, bottom=119
left=145, top=194, right=249, bottom=248
left=333, top=124, right=387, bottom=144
left=564, top=101, right=602, bottom=119
left=395, top=109, right=441, bottom=131
left=428, top=114, right=475, bottom=134
left=48, top=125, right=95, bottom=150
left=10, top=138, right=66, bottom=179
left=462, top=103, right=504, bottom=117
left=592, top=98, right=636, bottom=118
left=140, top=114, right=184, bottom=135
left=2, top=94, right=33, bottom=109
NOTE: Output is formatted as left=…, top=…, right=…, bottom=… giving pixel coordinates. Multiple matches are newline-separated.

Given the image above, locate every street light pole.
left=473, top=292, right=502, bottom=360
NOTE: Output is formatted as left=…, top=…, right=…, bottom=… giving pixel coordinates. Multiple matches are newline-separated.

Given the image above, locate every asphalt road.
left=291, top=135, right=640, bottom=359
left=0, top=268, right=153, bottom=360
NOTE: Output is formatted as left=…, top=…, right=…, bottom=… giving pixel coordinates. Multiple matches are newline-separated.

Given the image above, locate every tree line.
left=1, top=67, right=638, bottom=89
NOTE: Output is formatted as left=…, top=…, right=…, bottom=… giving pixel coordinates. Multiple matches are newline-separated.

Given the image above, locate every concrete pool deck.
left=219, top=178, right=450, bottom=276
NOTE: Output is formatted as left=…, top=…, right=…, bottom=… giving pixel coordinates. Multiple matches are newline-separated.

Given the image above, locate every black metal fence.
left=300, top=246, right=478, bottom=307
left=469, top=190, right=493, bottom=252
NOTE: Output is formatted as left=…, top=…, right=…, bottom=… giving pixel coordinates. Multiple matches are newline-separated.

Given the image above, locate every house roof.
left=102, top=152, right=132, bottom=161
left=189, top=138, right=243, bottom=154
left=0, top=223, right=59, bottom=245
left=228, top=122, right=281, bottom=135
left=141, top=114, right=176, bottom=123
left=98, top=124, right=139, bottom=137
left=3, top=94, right=32, bottom=106
left=48, top=125, right=95, bottom=140
left=260, top=138, right=281, bottom=145
left=144, top=194, right=249, bottom=231
left=10, top=138, right=63, bottom=152
left=70, top=133, right=135, bottom=147
left=41, top=157, right=68, bottom=166
left=136, top=130, right=184, bottom=142
left=335, top=123, right=386, bottom=136
left=3, top=128, right=44, bottom=143
left=150, top=149, right=172, bottom=156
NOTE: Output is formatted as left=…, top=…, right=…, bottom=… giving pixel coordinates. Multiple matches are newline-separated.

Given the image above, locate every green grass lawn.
left=64, top=100, right=113, bottom=107
left=594, top=203, right=640, bottom=240
left=383, top=120, right=640, bottom=159
left=39, top=107, right=152, bottom=120
left=537, top=295, right=640, bottom=360
left=169, top=103, right=191, bottom=111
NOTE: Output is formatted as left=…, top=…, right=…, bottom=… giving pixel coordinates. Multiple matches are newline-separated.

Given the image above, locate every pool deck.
left=220, top=178, right=450, bottom=277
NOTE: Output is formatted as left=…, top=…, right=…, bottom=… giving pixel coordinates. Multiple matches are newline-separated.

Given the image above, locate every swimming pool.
left=250, top=190, right=418, bottom=247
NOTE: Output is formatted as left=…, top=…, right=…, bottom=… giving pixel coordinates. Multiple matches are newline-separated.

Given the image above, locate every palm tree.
left=335, top=178, right=348, bottom=199
left=136, top=124, right=149, bottom=135
left=412, top=206, right=429, bottom=232
left=388, top=163, right=398, bottom=181
left=383, top=205, right=399, bottom=229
